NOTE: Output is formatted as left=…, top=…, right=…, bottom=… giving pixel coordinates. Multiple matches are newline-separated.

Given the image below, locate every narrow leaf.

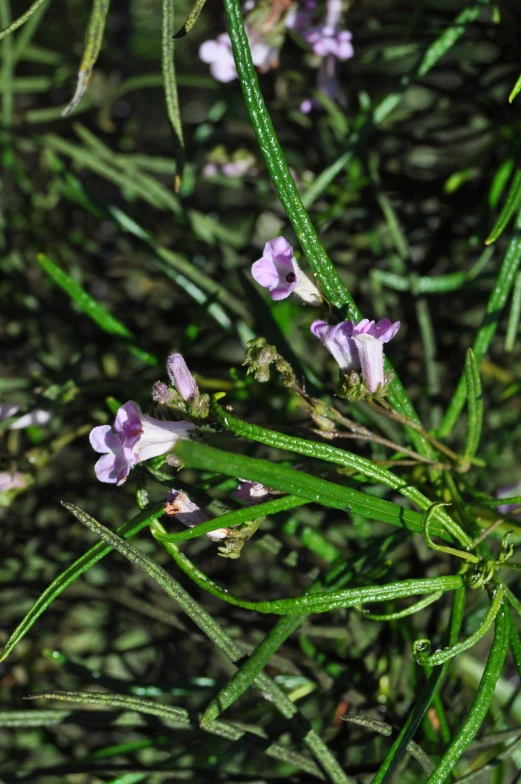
left=425, top=603, right=509, bottom=784
left=485, top=169, right=521, bottom=245
left=161, top=0, right=184, bottom=190
left=0, top=0, right=49, bottom=41
left=464, top=348, right=483, bottom=461
left=509, top=73, right=521, bottom=103
left=24, top=690, right=324, bottom=779
left=0, top=503, right=165, bottom=662
left=505, top=270, right=521, bottom=352
left=173, top=0, right=207, bottom=38
left=341, top=715, right=434, bottom=775
left=439, top=209, right=521, bottom=437
left=63, top=0, right=110, bottom=116
left=36, top=253, right=158, bottom=365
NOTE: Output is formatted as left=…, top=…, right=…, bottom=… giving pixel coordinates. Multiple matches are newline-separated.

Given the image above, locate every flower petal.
left=89, top=425, right=121, bottom=454
left=251, top=258, right=279, bottom=288
left=374, top=319, right=401, bottom=343
left=136, top=417, right=196, bottom=462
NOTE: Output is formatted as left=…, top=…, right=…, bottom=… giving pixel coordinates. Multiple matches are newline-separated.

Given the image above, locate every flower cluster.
left=312, top=318, right=400, bottom=396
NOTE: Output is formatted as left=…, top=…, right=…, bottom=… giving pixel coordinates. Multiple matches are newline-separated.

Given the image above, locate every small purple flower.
left=251, top=237, right=322, bottom=305
left=165, top=489, right=229, bottom=541
left=285, top=0, right=317, bottom=32
left=232, top=479, right=273, bottom=505
left=199, top=29, right=279, bottom=84
left=0, top=472, right=28, bottom=493
left=312, top=317, right=400, bottom=393
left=304, top=27, right=353, bottom=59
left=311, top=320, right=358, bottom=371
left=167, top=354, right=199, bottom=403
left=90, top=401, right=196, bottom=485
left=199, top=34, right=237, bottom=83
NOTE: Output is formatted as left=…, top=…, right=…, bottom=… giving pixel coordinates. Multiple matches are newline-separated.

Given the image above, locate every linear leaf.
left=505, top=270, right=521, bottom=352
left=0, top=503, right=165, bottom=662
left=509, top=73, right=521, bottom=103
left=464, top=348, right=483, bottom=461
left=439, top=209, right=521, bottom=437
left=63, top=0, right=110, bottom=116
left=0, top=0, right=49, bottom=41
left=485, top=169, right=521, bottom=245
left=175, top=437, right=441, bottom=538
left=208, top=403, right=471, bottom=546
left=24, top=691, right=324, bottom=779
left=61, top=503, right=354, bottom=784
left=161, top=0, right=184, bottom=189
left=36, top=253, right=158, bottom=366
left=425, top=603, right=509, bottom=784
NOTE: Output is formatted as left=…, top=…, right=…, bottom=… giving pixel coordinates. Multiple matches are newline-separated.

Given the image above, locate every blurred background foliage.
left=3, top=0, right=521, bottom=781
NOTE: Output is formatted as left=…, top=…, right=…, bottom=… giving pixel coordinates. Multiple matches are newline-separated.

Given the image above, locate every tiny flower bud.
left=152, top=381, right=170, bottom=405
left=167, top=354, right=199, bottom=403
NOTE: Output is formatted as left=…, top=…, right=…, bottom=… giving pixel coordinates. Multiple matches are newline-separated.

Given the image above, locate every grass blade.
left=0, top=0, right=48, bottom=41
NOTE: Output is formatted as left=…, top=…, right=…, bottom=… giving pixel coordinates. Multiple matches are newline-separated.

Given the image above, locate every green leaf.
left=0, top=503, right=165, bottom=662
left=24, top=690, right=324, bottom=779
left=36, top=253, right=158, bottom=366
left=0, top=0, right=49, bottom=41
left=208, top=402, right=471, bottom=546
left=61, top=502, right=354, bottom=784
left=509, top=73, right=521, bottom=103
left=425, top=602, right=509, bottom=784
left=464, top=348, right=483, bottom=461
left=63, top=0, right=110, bottom=116
left=439, top=209, right=521, bottom=437
left=485, top=169, right=521, bottom=245
left=175, top=436, right=440, bottom=538
left=173, top=0, right=207, bottom=38
left=161, top=0, right=184, bottom=189
left=505, top=270, right=521, bottom=352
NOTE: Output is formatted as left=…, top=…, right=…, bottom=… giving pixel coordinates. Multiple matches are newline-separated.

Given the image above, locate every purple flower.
left=199, top=34, right=237, bottom=83
left=167, top=354, right=199, bottom=403
left=311, top=320, right=358, bottom=371
left=304, top=27, right=353, bottom=59
left=285, top=0, right=317, bottom=32
left=251, top=236, right=322, bottom=305
left=165, top=489, right=229, bottom=541
left=0, top=472, right=28, bottom=493
left=89, top=401, right=196, bottom=485
left=311, top=317, right=400, bottom=393
left=232, top=479, right=273, bottom=505
left=199, top=29, right=279, bottom=84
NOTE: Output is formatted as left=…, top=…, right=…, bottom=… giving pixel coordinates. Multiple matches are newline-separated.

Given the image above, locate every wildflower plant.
left=3, top=1, right=521, bottom=784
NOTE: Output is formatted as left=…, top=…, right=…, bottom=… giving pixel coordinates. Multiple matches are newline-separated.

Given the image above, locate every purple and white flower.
left=251, top=236, right=322, bottom=305
left=165, top=489, right=229, bottom=541
left=167, top=354, right=199, bottom=403
left=303, top=0, right=353, bottom=59
left=199, top=29, right=278, bottom=84
left=89, top=401, right=196, bottom=485
left=311, top=317, right=400, bottom=394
